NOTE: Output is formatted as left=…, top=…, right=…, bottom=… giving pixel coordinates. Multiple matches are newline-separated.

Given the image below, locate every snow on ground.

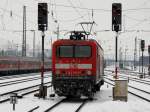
left=0, top=71, right=150, bottom=112
left=81, top=84, right=150, bottom=112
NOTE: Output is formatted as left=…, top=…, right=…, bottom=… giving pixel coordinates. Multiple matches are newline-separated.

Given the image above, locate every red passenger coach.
left=52, top=32, right=104, bottom=98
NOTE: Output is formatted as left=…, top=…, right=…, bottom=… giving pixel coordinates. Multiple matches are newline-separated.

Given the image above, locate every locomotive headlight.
left=56, top=70, right=60, bottom=74
left=87, top=70, right=92, bottom=75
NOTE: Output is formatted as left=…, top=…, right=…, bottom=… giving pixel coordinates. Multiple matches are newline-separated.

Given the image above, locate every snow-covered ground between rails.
left=0, top=72, right=51, bottom=94
left=0, top=82, right=150, bottom=112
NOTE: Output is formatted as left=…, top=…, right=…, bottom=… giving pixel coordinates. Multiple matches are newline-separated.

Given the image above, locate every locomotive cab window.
left=57, top=45, right=91, bottom=58
left=57, top=46, right=73, bottom=57
left=75, top=46, right=91, bottom=58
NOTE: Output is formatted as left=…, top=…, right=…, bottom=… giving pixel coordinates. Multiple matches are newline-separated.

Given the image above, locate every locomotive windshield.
left=57, top=45, right=91, bottom=58
left=58, top=46, right=73, bottom=57
left=75, top=46, right=91, bottom=57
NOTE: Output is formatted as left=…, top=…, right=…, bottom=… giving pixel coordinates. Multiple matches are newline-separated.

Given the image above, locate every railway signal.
left=148, top=45, right=150, bottom=54
left=112, top=3, right=122, bottom=79
left=10, top=93, right=18, bottom=111
left=148, top=45, right=150, bottom=75
left=140, top=40, right=145, bottom=78
left=141, top=40, right=145, bottom=51
left=38, top=3, right=48, bottom=31
left=37, top=3, right=48, bottom=98
left=112, top=3, right=122, bottom=32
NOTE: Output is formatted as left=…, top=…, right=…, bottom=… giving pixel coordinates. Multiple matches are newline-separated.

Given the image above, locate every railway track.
left=43, top=98, right=88, bottom=112
left=0, top=75, right=50, bottom=87
left=105, top=70, right=150, bottom=85
left=0, top=72, right=51, bottom=80
left=0, top=81, right=52, bottom=103
left=104, top=77, right=150, bottom=102
left=0, top=73, right=40, bottom=80
left=27, top=106, right=40, bottom=112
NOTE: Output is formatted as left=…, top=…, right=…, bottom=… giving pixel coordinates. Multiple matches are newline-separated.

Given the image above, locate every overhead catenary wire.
left=67, top=0, right=86, bottom=21
left=48, top=3, right=150, bottom=12
left=0, top=6, right=36, bottom=26
left=125, top=15, right=149, bottom=22
left=126, top=19, right=149, bottom=30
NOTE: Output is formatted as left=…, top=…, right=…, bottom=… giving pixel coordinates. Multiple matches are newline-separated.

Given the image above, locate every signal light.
left=38, top=3, right=48, bottom=31
left=141, top=40, right=145, bottom=51
left=148, top=45, right=150, bottom=54
left=112, top=3, right=122, bottom=32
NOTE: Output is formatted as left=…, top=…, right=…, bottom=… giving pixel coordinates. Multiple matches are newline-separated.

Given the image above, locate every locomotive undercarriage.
left=53, top=76, right=102, bottom=99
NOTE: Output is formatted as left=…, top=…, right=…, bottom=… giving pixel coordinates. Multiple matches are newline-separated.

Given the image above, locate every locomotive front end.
left=52, top=40, right=96, bottom=98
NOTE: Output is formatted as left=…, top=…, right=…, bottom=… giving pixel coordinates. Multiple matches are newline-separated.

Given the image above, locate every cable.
left=0, top=0, right=9, bottom=30
left=0, top=6, right=36, bottom=26
left=136, top=0, right=150, bottom=9
left=125, top=15, right=149, bottom=22
left=49, top=3, right=150, bottom=12
left=49, top=3, right=110, bottom=12
left=127, top=19, right=148, bottom=30
left=124, top=8, right=150, bottom=12
left=78, top=0, right=91, bottom=21
left=58, top=13, right=88, bottom=22
left=67, top=0, right=86, bottom=21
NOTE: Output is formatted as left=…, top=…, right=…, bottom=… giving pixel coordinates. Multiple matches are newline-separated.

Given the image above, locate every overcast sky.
left=0, top=0, right=150, bottom=59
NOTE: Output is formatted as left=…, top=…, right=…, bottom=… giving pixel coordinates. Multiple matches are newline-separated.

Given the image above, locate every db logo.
left=70, top=64, right=78, bottom=68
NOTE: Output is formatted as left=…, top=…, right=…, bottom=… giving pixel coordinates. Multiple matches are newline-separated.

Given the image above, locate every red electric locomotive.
left=52, top=31, right=104, bottom=98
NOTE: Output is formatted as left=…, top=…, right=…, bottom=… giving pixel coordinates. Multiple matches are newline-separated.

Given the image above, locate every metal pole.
left=33, top=30, right=35, bottom=57
left=24, top=6, right=26, bottom=57
left=149, top=54, right=150, bottom=66
left=115, top=32, right=118, bottom=79
left=13, top=104, right=15, bottom=111
left=134, top=37, right=137, bottom=70
left=139, top=40, right=141, bottom=73
left=41, top=31, right=45, bottom=87
left=149, top=52, right=150, bottom=75
left=22, top=6, right=26, bottom=57
left=142, top=51, right=143, bottom=74
left=22, top=6, right=25, bottom=57
left=57, top=25, right=59, bottom=40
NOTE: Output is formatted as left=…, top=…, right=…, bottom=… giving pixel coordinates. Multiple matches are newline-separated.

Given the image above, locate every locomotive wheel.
left=101, top=80, right=104, bottom=85
left=95, top=84, right=100, bottom=91
left=88, top=85, right=94, bottom=100
left=88, top=92, right=94, bottom=100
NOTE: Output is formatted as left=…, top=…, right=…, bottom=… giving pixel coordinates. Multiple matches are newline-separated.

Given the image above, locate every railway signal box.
left=148, top=45, right=150, bottom=54
left=112, top=3, right=122, bottom=32
left=38, top=3, right=48, bottom=31
left=141, top=40, right=145, bottom=51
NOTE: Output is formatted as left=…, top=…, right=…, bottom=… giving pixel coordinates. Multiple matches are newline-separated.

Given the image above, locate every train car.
left=52, top=32, right=104, bottom=98
left=0, top=56, right=51, bottom=75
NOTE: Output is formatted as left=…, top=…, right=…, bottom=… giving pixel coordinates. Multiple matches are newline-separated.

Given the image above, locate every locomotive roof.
left=53, top=39, right=103, bottom=51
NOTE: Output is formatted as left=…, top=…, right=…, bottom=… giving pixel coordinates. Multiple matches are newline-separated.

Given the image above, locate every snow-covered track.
left=0, top=73, right=41, bottom=80
left=44, top=98, right=67, bottom=112
left=119, top=75, right=150, bottom=85
left=27, top=106, right=40, bottom=112
left=44, top=98, right=88, bottom=112
left=105, top=70, right=150, bottom=85
left=0, top=82, right=52, bottom=103
left=75, top=99, right=87, bottom=112
left=0, top=76, right=50, bottom=87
